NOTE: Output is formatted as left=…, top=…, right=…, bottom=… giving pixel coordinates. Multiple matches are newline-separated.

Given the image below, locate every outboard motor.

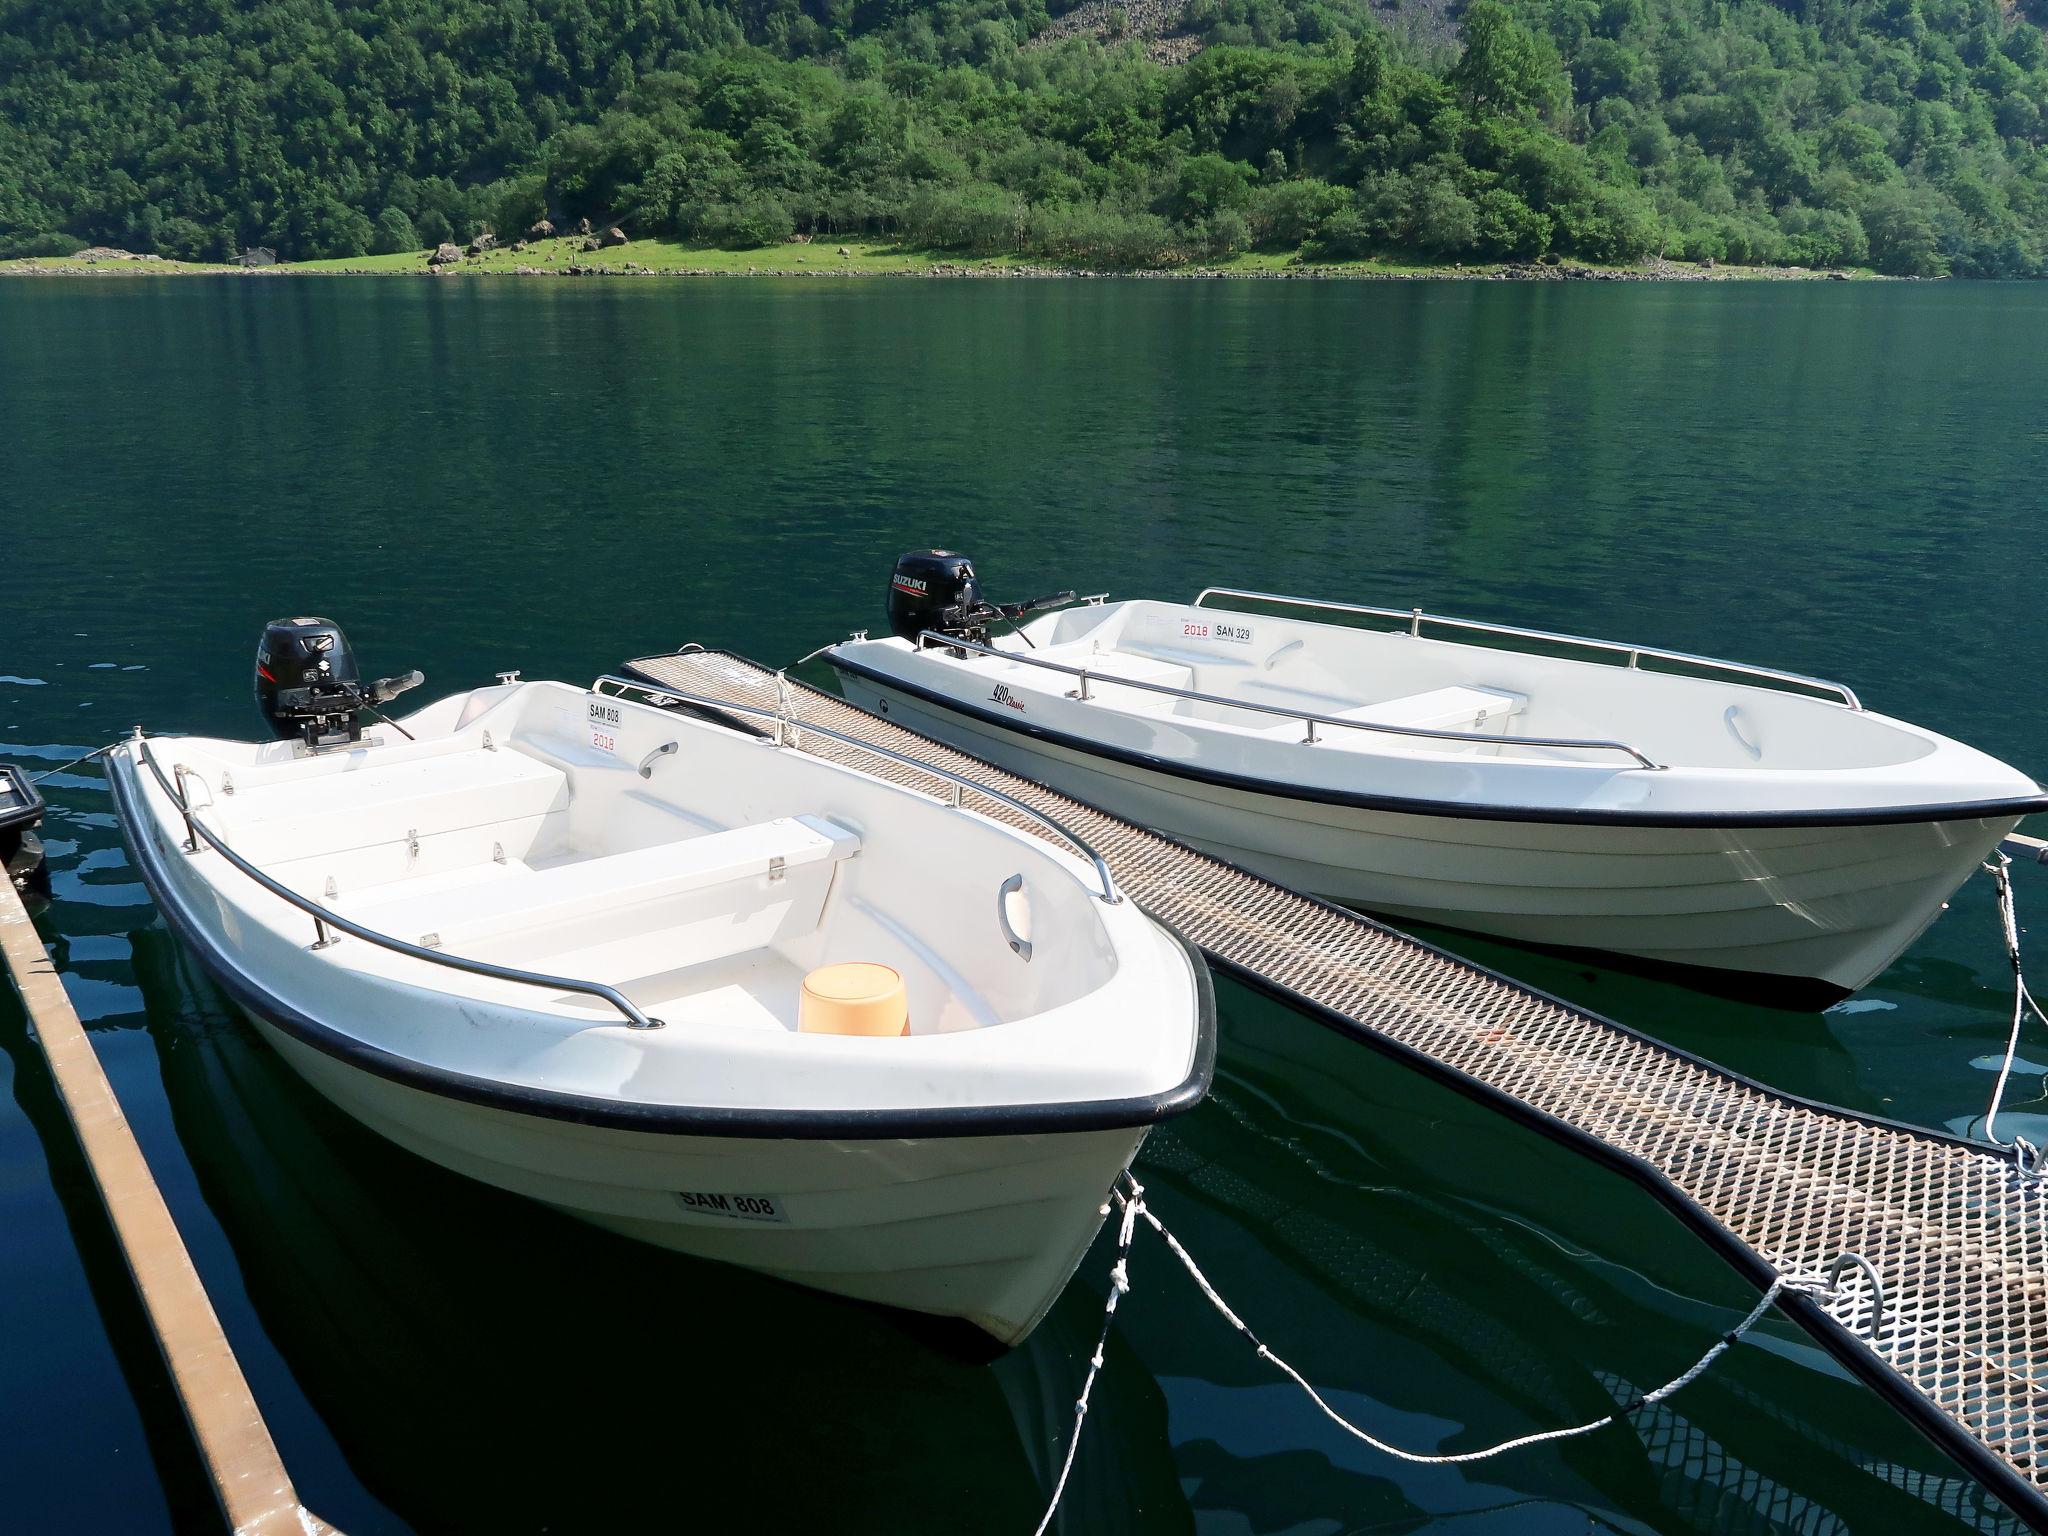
left=887, top=551, right=989, bottom=645
left=255, top=617, right=423, bottom=749
left=885, top=551, right=1077, bottom=650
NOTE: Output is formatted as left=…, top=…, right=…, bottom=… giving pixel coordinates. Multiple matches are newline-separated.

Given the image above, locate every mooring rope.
left=1029, top=1182, right=1141, bottom=1536
left=27, top=740, right=123, bottom=785
left=1032, top=1174, right=1812, bottom=1532
left=1981, top=852, right=2048, bottom=1177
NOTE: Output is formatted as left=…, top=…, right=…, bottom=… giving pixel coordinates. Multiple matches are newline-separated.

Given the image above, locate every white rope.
left=1029, top=1181, right=1141, bottom=1536
left=1981, top=854, right=2048, bottom=1177
left=1135, top=1189, right=1796, bottom=1464
left=1031, top=1175, right=1808, bottom=1530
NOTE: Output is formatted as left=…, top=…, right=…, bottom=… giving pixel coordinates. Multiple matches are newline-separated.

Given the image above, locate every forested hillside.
left=3, top=0, right=2045, bottom=272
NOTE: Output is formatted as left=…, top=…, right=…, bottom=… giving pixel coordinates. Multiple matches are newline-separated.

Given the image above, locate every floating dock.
left=0, top=864, right=335, bottom=1535
left=625, top=647, right=2048, bottom=1529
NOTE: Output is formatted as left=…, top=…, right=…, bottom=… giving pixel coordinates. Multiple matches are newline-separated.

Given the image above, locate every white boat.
left=108, top=626, right=1212, bottom=1346
left=826, top=555, right=2048, bottom=1004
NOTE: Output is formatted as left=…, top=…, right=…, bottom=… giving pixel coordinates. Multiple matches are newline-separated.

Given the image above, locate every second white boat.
left=827, top=553, right=2047, bottom=1003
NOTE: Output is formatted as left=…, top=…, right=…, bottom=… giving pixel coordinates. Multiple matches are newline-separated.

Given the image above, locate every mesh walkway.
left=625, top=648, right=2048, bottom=1526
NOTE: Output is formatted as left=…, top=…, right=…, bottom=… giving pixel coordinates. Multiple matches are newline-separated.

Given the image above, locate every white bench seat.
left=345, top=815, right=861, bottom=971
left=1315, top=684, right=1525, bottom=751
left=226, top=746, right=569, bottom=864
left=1338, top=685, right=1524, bottom=732
left=1066, top=651, right=1195, bottom=716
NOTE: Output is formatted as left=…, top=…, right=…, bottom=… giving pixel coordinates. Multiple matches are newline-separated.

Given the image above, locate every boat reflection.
left=126, top=930, right=2022, bottom=1534
left=128, top=927, right=1185, bottom=1534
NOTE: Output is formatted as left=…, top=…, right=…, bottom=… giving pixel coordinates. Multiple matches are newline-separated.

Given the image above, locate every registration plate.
left=674, top=1190, right=788, bottom=1224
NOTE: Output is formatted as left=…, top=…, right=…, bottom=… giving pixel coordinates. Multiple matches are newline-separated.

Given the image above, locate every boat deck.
left=625, top=647, right=2048, bottom=1529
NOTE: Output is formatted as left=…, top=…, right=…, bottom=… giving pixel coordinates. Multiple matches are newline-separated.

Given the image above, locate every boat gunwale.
left=108, top=748, right=1218, bottom=1140
left=826, top=648, right=2048, bottom=830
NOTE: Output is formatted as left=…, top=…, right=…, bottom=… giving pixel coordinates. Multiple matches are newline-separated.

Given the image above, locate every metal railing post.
left=172, top=765, right=200, bottom=852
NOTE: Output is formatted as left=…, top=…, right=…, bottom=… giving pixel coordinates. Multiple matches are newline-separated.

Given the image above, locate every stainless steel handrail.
left=132, top=741, right=665, bottom=1029
left=899, top=632, right=1664, bottom=771
left=1193, top=587, right=1863, bottom=710
left=592, top=673, right=1125, bottom=903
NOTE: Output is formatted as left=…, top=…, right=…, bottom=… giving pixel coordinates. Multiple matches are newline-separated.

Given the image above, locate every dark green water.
left=4, top=276, right=2047, bottom=1534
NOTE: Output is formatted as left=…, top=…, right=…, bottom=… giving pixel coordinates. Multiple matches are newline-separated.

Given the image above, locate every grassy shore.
left=2, top=234, right=1878, bottom=281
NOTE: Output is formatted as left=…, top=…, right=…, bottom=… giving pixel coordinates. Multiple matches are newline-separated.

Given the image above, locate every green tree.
left=372, top=207, right=419, bottom=253
left=1451, top=1, right=1568, bottom=120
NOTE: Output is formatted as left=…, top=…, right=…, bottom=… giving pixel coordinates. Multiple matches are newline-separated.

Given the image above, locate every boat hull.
left=837, top=674, right=2018, bottom=999
left=254, top=1016, right=1140, bottom=1344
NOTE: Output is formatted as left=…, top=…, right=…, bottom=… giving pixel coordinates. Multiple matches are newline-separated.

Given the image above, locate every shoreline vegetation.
left=3, top=235, right=1879, bottom=282
left=7, top=0, right=2046, bottom=284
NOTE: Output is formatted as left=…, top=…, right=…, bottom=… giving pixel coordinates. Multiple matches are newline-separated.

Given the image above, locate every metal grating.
left=626, top=649, right=2048, bottom=1524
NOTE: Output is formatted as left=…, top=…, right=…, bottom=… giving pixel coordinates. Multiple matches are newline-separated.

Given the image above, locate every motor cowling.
left=256, top=617, right=423, bottom=748
left=887, top=551, right=989, bottom=645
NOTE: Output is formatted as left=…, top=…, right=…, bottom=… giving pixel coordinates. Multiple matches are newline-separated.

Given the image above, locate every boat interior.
left=998, top=599, right=1953, bottom=773
left=149, top=682, right=1123, bottom=1036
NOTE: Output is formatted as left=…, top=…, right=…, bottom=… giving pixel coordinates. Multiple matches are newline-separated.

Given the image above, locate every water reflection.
left=126, top=927, right=1183, bottom=1534
left=113, top=926, right=2020, bottom=1533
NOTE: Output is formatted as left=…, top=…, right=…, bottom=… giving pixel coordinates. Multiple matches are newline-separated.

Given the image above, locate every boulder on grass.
left=466, top=231, right=496, bottom=256
left=525, top=219, right=555, bottom=241
left=428, top=243, right=462, bottom=266
left=601, top=226, right=628, bottom=248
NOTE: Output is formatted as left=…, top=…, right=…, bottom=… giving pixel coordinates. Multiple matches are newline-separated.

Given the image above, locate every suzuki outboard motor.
left=887, top=551, right=988, bottom=645
left=255, top=617, right=423, bottom=749
left=886, top=551, right=1077, bottom=650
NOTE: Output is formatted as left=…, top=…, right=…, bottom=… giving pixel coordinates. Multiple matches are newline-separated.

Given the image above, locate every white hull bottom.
left=257, top=1022, right=1140, bottom=1344
left=844, top=681, right=2018, bottom=998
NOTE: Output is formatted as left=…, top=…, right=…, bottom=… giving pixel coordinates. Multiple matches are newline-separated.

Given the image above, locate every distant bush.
left=1247, top=179, right=1349, bottom=247
left=372, top=208, right=420, bottom=254
left=0, top=231, right=85, bottom=258
left=1025, top=204, right=1184, bottom=267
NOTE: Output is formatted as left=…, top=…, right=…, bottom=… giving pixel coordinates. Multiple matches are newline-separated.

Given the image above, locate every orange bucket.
left=799, top=962, right=909, bottom=1037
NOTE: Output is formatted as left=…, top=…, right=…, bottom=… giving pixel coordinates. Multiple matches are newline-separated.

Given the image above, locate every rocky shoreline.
left=2, top=252, right=1869, bottom=282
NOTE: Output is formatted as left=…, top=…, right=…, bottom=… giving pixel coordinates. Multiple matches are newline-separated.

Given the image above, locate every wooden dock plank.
left=0, top=876, right=335, bottom=1536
